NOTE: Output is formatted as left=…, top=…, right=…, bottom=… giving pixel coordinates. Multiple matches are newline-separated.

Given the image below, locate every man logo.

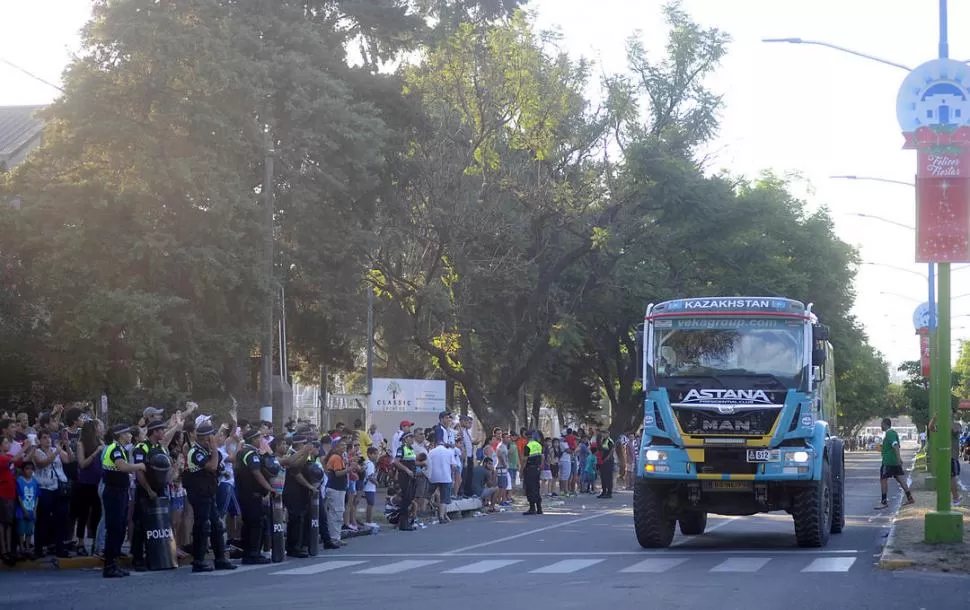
left=273, top=523, right=285, bottom=534
left=310, top=519, right=319, bottom=529
left=702, top=420, right=752, bottom=432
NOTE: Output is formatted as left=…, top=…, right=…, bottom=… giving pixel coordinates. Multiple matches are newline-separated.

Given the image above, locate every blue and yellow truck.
left=635, top=297, right=844, bottom=548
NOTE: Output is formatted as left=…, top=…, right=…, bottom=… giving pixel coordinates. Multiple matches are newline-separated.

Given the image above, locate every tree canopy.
left=0, top=0, right=891, bottom=430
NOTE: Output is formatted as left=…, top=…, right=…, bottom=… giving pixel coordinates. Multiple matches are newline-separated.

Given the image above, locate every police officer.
left=393, top=430, right=417, bottom=531
left=522, top=431, right=543, bottom=515
left=185, top=423, right=237, bottom=572
left=131, top=419, right=172, bottom=571
left=235, top=428, right=274, bottom=564
left=282, top=434, right=315, bottom=558
left=102, top=424, right=145, bottom=578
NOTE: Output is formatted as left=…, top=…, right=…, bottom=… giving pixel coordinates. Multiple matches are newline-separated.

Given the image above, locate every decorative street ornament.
left=898, top=58, right=970, bottom=263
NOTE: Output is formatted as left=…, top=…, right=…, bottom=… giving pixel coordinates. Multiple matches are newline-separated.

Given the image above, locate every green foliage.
left=0, top=0, right=890, bottom=436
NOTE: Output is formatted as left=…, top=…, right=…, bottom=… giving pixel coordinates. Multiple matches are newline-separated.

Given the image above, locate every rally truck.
left=634, top=297, right=844, bottom=548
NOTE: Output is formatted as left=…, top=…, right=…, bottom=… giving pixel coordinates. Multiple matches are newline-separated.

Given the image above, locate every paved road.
left=7, top=448, right=969, bottom=609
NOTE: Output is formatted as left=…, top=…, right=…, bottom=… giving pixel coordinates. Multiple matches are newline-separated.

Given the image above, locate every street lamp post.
left=767, top=3, right=963, bottom=542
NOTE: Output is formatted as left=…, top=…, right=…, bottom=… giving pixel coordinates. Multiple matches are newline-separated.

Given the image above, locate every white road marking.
left=444, top=510, right=622, bottom=554
left=710, top=557, right=771, bottom=572
left=270, top=560, right=367, bottom=575
left=354, top=559, right=442, bottom=574
left=529, top=559, right=605, bottom=574
left=620, top=558, right=689, bottom=573
left=443, top=559, right=523, bottom=574
left=199, top=563, right=277, bottom=576
left=305, top=549, right=861, bottom=557
left=801, top=557, right=857, bottom=573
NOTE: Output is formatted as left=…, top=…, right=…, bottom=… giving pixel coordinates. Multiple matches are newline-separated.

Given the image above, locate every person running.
left=876, top=418, right=914, bottom=509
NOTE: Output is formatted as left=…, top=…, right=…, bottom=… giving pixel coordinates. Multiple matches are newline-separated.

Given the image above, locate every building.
left=0, top=105, right=45, bottom=172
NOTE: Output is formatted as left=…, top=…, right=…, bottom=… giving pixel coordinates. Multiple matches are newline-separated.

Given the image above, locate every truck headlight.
left=645, top=449, right=667, bottom=462
left=790, top=451, right=810, bottom=463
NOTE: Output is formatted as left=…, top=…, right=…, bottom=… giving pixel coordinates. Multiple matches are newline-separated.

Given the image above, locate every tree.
left=371, top=10, right=608, bottom=425
left=0, top=0, right=428, bottom=412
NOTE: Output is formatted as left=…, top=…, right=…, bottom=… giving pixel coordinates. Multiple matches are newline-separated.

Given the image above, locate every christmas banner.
left=920, top=332, right=931, bottom=377
left=915, top=176, right=970, bottom=262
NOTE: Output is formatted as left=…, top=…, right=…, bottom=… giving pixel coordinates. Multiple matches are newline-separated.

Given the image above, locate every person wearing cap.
left=393, top=430, right=417, bottom=531
left=234, top=428, right=274, bottom=564
left=434, top=411, right=455, bottom=448
left=130, top=415, right=180, bottom=570
left=522, top=431, right=544, bottom=515
left=185, top=423, right=236, bottom=572
left=391, top=420, right=413, bottom=459
left=100, top=424, right=145, bottom=578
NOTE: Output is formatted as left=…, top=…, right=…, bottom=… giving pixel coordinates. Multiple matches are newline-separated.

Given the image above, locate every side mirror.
left=813, top=324, right=830, bottom=342
left=812, top=347, right=827, bottom=366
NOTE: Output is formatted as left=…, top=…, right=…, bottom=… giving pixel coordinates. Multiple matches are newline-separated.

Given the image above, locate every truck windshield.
left=653, top=318, right=805, bottom=386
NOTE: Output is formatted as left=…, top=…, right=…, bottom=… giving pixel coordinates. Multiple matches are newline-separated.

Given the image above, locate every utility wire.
left=0, top=57, right=64, bottom=93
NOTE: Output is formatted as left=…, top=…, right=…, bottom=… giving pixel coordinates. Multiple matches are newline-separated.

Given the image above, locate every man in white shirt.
left=428, top=443, right=455, bottom=522
left=362, top=447, right=379, bottom=526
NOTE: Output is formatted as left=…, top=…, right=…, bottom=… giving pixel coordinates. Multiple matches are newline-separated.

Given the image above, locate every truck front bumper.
left=639, top=446, right=817, bottom=482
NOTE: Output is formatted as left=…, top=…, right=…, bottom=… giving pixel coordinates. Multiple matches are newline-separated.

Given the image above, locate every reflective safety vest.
left=187, top=444, right=207, bottom=473
left=526, top=440, right=542, bottom=457
left=102, top=442, right=129, bottom=488
left=401, top=445, right=416, bottom=460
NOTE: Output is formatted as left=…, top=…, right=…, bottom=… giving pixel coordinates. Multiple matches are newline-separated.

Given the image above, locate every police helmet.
left=149, top=452, right=172, bottom=473
left=304, top=462, right=324, bottom=485
left=261, top=454, right=282, bottom=478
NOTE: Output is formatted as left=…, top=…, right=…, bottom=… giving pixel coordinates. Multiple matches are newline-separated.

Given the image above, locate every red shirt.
left=0, top=454, right=15, bottom=500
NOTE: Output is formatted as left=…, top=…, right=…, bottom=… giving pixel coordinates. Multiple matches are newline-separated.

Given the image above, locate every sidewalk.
left=878, top=456, right=970, bottom=572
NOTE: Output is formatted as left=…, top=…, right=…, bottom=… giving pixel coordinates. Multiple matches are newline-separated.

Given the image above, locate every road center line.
left=443, top=509, right=622, bottom=554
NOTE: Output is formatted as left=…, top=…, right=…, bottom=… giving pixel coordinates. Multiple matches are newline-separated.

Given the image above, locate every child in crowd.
left=16, top=462, right=38, bottom=560
left=362, top=447, right=378, bottom=526
left=582, top=446, right=597, bottom=494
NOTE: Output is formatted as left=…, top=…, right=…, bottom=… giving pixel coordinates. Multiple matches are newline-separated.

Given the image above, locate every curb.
left=876, top=452, right=919, bottom=571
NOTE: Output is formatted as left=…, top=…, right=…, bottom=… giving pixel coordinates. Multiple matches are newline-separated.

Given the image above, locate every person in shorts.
left=877, top=418, right=914, bottom=509
left=16, top=461, right=38, bottom=559
left=362, top=447, right=378, bottom=526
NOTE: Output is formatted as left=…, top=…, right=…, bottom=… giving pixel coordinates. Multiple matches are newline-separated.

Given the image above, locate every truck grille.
left=674, top=407, right=781, bottom=436
left=697, top=447, right=758, bottom=475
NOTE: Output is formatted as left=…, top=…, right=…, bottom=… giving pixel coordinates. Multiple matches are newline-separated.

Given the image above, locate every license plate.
left=746, top=449, right=780, bottom=463
left=701, top=480, right=752, bottom=492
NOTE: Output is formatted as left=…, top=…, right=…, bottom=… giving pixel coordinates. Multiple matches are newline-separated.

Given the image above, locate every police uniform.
left=102, top=425, right=133, bottom=578
left=597, top=435, right=615, bottom=499
left=283, top=437, right=310, bottom=558
left=235, top=431, right=271, bottom=564
left=523, top=435, right=543, bottom=515
left=395, top=440, right=417, bottom=531
left=130, top=420, right=170, bottom=570
left=185, top=424, right=236, bottom=572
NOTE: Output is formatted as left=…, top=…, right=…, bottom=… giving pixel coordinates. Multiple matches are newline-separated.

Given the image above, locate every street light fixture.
left=862, top=261, right=927, bottom=279
left=761, top=38, right=912, bottom=71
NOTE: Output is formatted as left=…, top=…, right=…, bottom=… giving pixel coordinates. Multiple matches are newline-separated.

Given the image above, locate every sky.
left=0, top=0, right=965, bottom=374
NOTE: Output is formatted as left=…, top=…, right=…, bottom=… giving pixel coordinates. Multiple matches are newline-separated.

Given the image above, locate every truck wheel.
left=634, top=478, right=676, bottom=548
left=678, top=511, right=707, bottom=536
left=792, top=458, right=833, bottom=548
left=829, top=441, right=846, bottom=534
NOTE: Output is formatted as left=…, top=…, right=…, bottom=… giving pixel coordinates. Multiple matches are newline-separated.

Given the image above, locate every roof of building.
left=0, top=105, right=46, bottom=161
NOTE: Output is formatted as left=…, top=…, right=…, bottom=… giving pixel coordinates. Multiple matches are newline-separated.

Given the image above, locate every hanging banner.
left=915, top=176, right=970, bottom=262
left=368, top=378, right=447, bottom=413
left=898, top=58, right=970, bottom=263
left=920, top=333, right=931, bottom=377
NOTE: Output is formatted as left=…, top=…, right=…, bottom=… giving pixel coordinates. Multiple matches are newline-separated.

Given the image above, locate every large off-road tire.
left=634, top=478, right=676, bottom=548
left=829, top=441, right=846, bottom=534
left=792, top=458, right=833, bottom=548
left=678, top=511, right=708, bottom=536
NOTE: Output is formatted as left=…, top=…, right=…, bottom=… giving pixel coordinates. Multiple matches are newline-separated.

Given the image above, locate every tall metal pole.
left=366, top=287, right=374, bottom=395
left=927, top=261, right=938, bottom=479
left=924, top=0, right=962, bottom=544
left=259, top=127, right=275, bottom=424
